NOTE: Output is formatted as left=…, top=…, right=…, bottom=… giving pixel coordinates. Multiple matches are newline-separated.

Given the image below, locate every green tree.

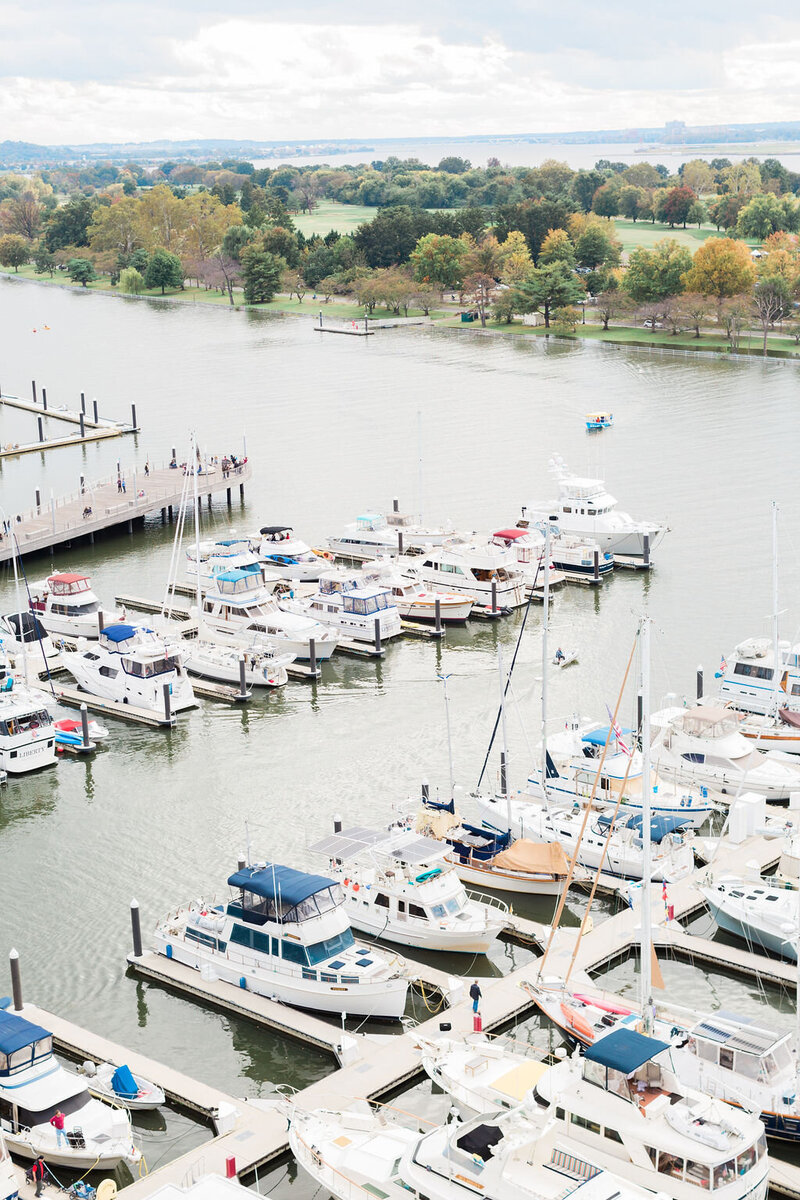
left=538, top=228, right=575, bottom=267
left=119, top=266, right=145, bottom=294
left=661, top=186, right=696, bottom=228
left=261, top=225, right=300, bottom=268
left=66, top=257, right=97, bottom=287
left=44, top=195, right=94, bottom=250
left=737, top=193, right=786, bottom=240
left=437, top=156, right=471, bottom=174
left=752, top=276, right=793, bottom=356
left=33, top=244, right=55, bottom=276
left=575, top=225, right=619, bottom=270
left=491, top=290, right=517, bottom=324
left=240, top=247, right=284, bottom=303
left=512, top=262, right=585, bottom=328
left=221, top=224, right=255, bottom=262
left=0, top=234, right=30, bottom=271
left=687, top=201, right=707, bottom=228
left=410, top=233, right=467, bottom=291
left=623, top=239, right=692, bottom=302
left=591, top=184, right=619, bottom=218
left=552, top=305, right=580, bottom=334
left=495, top=198, right=573, bottom=263
left=619, top=185, right=645, bottom=221
left=144, top=248, right=184, bottom=294
left=570, top=170, right=606, bottom=213
left=682, top=238, right=756, bottom=302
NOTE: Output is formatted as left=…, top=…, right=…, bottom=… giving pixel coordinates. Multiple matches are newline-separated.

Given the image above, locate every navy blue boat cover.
left=0, top=1011, right=50, bottom=1054
left=102, top=624, right=139, bottom=643
left=228, top=863, right=336, bottom=905
left=584, top=1028, right=671, bottom=1074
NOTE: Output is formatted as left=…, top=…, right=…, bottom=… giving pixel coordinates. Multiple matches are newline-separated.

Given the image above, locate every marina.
left=2, top=282, right=800, bottom=1200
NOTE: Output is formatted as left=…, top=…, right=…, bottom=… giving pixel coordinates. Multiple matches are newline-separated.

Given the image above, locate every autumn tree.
left=592, top=184, right=620, bottom=218
left=680, top=160, right=714, bottom=195
left=575, top=224, right=620, bottom=270
left=539, top=228, right=575, bottom=267
left=0, top=234, right=30, bottom=271
left=661, top=186, right=696, bottom=228
left=718, top=294, right=751, bottom=351
left=409, top=233, right=466, bottom=291
left=0, top=193, right=42, bottom=240
left=623, top=239, right=692, bottom=302
left=88, top=198, right=143, bottom=258
left=752, top=276, right=793, bottom=355
left=681, top=238, right=756, bottom=306
left=462, top=272, right=495, bottom=327
left=594, top=289, right=632, bottom=330
left=497, top=230, right=532, bottom=283
left=677, top=292, right=713, bottom=338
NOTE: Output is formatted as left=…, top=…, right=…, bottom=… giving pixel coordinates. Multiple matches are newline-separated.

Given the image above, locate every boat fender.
left=239, top=976, right=248, bottom=990
left=166, top=944, right=173, bottom=958
left=353, top=882, right=359, bottom=892
left=343, top=878, right=349, bottom=887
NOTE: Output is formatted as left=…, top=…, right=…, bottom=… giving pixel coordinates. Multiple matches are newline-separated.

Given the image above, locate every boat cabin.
left=0, top=1012, right=52, bottom=1080
left=99, top=625, right=181, bottom=677
left=556, top=477, right=617, bottom=517
left=687, top=1014, right=793, bottom=1084
left=212, top=568, right=264, bottom=598
left=260, top=527, right=294, bottom=542
left=581, top=1028, right=676, bottom=1106
left=317, top=576, right=391, bottom=614
left=34, top=573, right=102, bottom=617
left=355, top=514, right=387, bottom=532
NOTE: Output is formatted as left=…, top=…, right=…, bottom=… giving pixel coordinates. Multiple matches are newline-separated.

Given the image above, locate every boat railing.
left=223, top=946, right=370, bottom=987
left=464, top=888, right=511, bottom=915
left=293, top=1128, right=402, bottom=1200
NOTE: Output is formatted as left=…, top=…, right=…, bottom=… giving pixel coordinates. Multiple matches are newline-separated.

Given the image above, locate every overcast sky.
left=1, top=1, right=798, bottom=145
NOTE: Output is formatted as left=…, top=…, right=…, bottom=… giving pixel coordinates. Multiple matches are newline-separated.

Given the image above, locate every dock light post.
left=130, top=901, right=143, bottom=958
left=9, top=949, right=22, bottom=1010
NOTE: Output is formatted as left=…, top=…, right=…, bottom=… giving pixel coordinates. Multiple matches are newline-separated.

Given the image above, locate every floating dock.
left=29, top=680, right=186, bottom=727
left=0, top=387, right=139, bottom=459
left=0, top=461, right=251, bottom=566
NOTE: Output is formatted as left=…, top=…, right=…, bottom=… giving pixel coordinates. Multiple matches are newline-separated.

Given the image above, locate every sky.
left=1, top=0, right=799, bottom=145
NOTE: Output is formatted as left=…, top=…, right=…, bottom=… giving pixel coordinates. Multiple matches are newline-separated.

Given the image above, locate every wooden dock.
left=29, top=679, right=187, bottom=727
left=0, top=461, right=251, bottom=566
left=0, top=390, right=139, bottom=459
left=117, top=594, right=192, bottom=620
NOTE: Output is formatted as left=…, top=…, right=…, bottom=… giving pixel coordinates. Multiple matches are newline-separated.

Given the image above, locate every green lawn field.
left=291, top=201, right=378, bottom=237
left=612, top=218, right=759, bottom=254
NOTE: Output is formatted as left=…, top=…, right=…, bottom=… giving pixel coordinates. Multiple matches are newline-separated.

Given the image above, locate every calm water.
left=1, top=278, right=800, bottom=1189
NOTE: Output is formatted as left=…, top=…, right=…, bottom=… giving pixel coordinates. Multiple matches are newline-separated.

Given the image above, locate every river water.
left=0, top=277, right=799, bottom=1188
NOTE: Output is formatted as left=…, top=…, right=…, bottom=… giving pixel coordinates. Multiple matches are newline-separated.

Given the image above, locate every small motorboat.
left=80, top=1060, right=165, bottom=1111
left=53, top=718, right=109, bottom=741
left=586, top=410, right=613, bottom=431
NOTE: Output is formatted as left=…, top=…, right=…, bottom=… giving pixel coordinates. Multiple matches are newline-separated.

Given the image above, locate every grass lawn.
left=291, top=201, right=378, bottom=237
left=484, top=317, right=799, bottom=357
left=612, top=219, right=760, bottom=254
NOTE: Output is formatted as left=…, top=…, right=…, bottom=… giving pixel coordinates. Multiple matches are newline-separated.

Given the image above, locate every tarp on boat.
left=0, top=1010, right=50, bottom=1055
left=491, top=839, right=569, bottom=875
left=584, top=1028, right=670, bottom=1074
left=102, top=623, right=139, bottom=643
left=111, top=1064, right=138, bottom=1099
left=228, top=863, right=336, bottom=906
left=780, top=709, right=800, bottom=730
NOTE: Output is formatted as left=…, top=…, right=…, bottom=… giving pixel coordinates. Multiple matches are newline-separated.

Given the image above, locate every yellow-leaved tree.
left=681, top=238, right=755, bottom=306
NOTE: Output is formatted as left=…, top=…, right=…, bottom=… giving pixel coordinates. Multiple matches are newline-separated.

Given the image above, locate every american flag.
left=606, top=706, right=632, bottom=756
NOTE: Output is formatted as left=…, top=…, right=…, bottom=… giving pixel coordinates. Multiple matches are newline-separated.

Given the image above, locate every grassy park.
left=610, top=218, right=759, bottom=254
left=292, top=201, right=379, bottom=237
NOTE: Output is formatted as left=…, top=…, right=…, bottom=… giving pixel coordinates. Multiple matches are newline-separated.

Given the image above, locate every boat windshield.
left=121, top=656, right=180, bottom=677
left=305, top=928, right=356, bottom=965
left=343, top=594, right=388, bottom=615
left=0, top=709, right=52, bottom=736
left=0, top=1035, right=53, bottom=1075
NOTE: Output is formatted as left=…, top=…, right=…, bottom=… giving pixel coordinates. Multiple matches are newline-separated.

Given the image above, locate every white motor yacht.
left=420, top=1030, right=768, bottom=1200
left=413, top=540, right=526, bottom=609
left=477, top=791, right=695, bottom=882
left=196, top=569, right=338, bottom=661
left=0, top=1009, right=139, bottom=1169
left=491, top=528, right=608, bottom=586
left=151, top=860, right=408, bottom=1019
left=61, top=623, right=196, bottom=714
left=0, top=673, right=56, bottom=775
left=290, top=1100, right=655, bottom=1200
left=360, top=557, right=474, bottom=623
left=309, top=824, right=507, bottom=954
left=184, top=640, right=292, bottom=689
left=0, top=1126, right=19, bottom=1200
left=651, top=705, right=800, bottom=801
left=0, top=612, right=59, bottom=664
left=255, top=526, right=329, bottom=581
left=521, top=458, right=666, bottom=560
left=736, top=710, right=800, bottom=755
left=28, top=573, right=120, bottom=640
left=185, top=537, right=261, bottom=586
left=80, top=1060, right=165, bottom=1112
left=717, top=638, right=800, bottom=718
left=700, top=876, right=798, bottom=960
left=327, top=509, right=452, bottom=561
left=283, top=570, right=402, bottom=644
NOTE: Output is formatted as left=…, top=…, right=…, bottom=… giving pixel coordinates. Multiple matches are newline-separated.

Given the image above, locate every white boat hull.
left=0, top=738, right=57, bottom=774
left=200, top=619, right=338, bottom=661
left=446, top=856, right=566, bottom=896
left=184, top=649, right=289, bottom=688
left=344, top=908, right=505, bottom=954
left=395, top=596, right=473, bottom=623
left=61, top=654, right=196, bottom=714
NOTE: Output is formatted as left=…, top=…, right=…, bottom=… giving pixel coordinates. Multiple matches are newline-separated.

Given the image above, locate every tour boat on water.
left=309, top=824, right=507, bottom=953
left=491, top=528, right=611, bottom=586
left=290, top=1099, right=656, bottom=1200
left=0, top=673, right=56, bottom=775
left=521, top=458, right=666, bottom=560
left=28, top=573, right=121, bottom=640
left=412, top=540, right=527, bottom=609
left=586, top=410, right=613, bottom=431
left=150, top=860, right=408, bottom=1019
left=283, top=571, right=402, bottom=644
left=419, top=1029, right=769, bottom=1200
left=196, top=569, right=338, bottom=660
left=80, top=1060, right=165, bottom=1112
left=0, top=1009, right=139, bottom=1169
left=185, top=537, right=261, bottom=586
left=254, top=526, right=330, bottom=581
left=327, top=510, right=452, bottom=561
left=700, top=876, right=798, bottom=960
left=60, top=623, right=196, bottom=714
left=360, top=558, right=474, bottom=623
left=651, top=705, right=800, bottom=801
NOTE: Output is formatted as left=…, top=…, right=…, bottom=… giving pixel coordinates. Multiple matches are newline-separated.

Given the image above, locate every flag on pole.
left=606, top=705, right=632, bottom=756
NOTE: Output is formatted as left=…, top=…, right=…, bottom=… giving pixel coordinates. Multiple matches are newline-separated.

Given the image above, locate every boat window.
left=375, top=893, right=389, bottom=908
left=409, top=904, right=427, bottom=920
left=604, top=1127, right=623, bottom=1143
left=657, top=1153, right=685, bottom=1180
left=583, top=1060, right=607, bottom=1089
left=344, top=597, right=366, bottom=615
left=431, top=904, right=447, bottom=918
left=646, top=1147, right=658, bottom=1165
left=570, top=1114, right=601, bottom=1135
left=445, top=897, right=461, bottom=914
left=696, top=1040, right=717, bottom=1063
left=587, top=509, right=597, bottom=516
left=281, top=940, right=307, bottom=966
left=122, top=656, right=179, bottom=678
left=713, top=1160, right=737, bottom=1189
left=84, top=652, right=101, bottom=661
left=733, top=1052, right=759, bottom=1080
left=736, top=1147, right=757, bottom=1175
left=563, top=507, right=572, bottom=513
left=8, top=1046, right=33, bottom=1071
left=719, top=1047, right=734, bottom=1071
left=99, top=666, right=118, bottom=678
left=773, top=1044, right=792, bottom=1071
left=756, top=1133, right=767, bottom=1161
left=375, top=593, right=388, bottom=610
left=556, top=1107, right=565, bottom=1121
left=306, top=929, right=356, bottom=965
left=364, top=598, right=378, bottom=615
left=733, top=663, right=773, bottom=681
left=32, top=1037, right=52, bottom=1061
left=685, top=1161, right=710, bottom=1189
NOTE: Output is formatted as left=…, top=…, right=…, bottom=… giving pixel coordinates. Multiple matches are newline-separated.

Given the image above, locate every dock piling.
left=131, top=403, right=137, bottom=430
left=42, top=387, right=47, bottom=411
left=163, top=683, right=172, bottom=724
left=37, top=416, right=44, bottom=442
left=398, top=531, right=404, bottom=555
left=80, top=703, right=90, bottom=749
left=697, top=666, right=704, bottom=700
left=9, top=948, right=22, bottom=1011
left=422, top=780, right=429, bottom=801
left=98, top=610, right=105, bottom=634
left=79, top=412, right=85, bottom=438
left=130, top=900, right=143, bottom=958
left=374, top=617, right=382, bottom=654
left=593, top=550, right=600, bottom=582
left=35, top=489, right=40, bottom=512
left=643, top=533, right=651, bottom=567
left=309, top=638, right=317, bottom=676
left=31, top=380, right=36, bottom=404
left=226, top=487, right=231, bottom=506
left=333, top=814, right=342, bottom=834
left=238, top=657, right=247, bottom=701
left=80, top=392, right=86, bottom=414
left=392, top=497, right=399, bottom=513
left=491, top=580, right=498, bottom=614
left=434, top=598, right=442, bottom=634
left=92, top=400, right=98, bottom=423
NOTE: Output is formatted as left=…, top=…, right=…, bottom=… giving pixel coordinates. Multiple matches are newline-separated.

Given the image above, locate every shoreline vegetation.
left=3, top=267, right=797, bottom=361
left=1, top=151, right=799, bottom=360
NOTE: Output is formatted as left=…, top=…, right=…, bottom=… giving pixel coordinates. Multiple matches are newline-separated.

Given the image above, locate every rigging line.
left=12, top=532, right=55, bottom=696
left=475, top=554, right=543, bottom=790
left=536, top=630, right=638, bottom=978
left=507, top=677, right=536, bottom=767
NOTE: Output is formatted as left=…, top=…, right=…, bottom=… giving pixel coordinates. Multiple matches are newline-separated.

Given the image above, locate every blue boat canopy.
left=582, top=726, right=633, bottom=747
left=213, top=539, right=248, bottom=548
left=216, top=569, right=259, bottom=584
left=584, top=1028, right=671, bottom=1074
left=102, top=623, right=139, bottom=643
left=596, top=812, right=690, bottom=841
left=0, top=1011, right=50, bottom=1055
left=228, top=863, right=336, bottom=905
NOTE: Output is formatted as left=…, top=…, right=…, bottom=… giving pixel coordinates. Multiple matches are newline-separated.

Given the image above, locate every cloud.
left=1, top=7, right=800, bottom=143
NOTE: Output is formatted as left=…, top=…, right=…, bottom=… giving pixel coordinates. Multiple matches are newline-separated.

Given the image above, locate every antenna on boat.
left=244, top=819, right=252, bottom=868
left=640, top=615, right=654, bottom=1036
left=497, top=647, right=511, bottom=833
left=438, top=672, right=456, bottom=802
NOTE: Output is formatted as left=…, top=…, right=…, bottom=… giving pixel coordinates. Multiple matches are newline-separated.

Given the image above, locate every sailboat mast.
left=12, top=543, right=28, bottom=685
left=417, top=410, right=424, bottom=526
left=497, top=648, right=511, bottom=829
left=192, top=437, right=204, bottom=636
left=770, top=501, right=781, bottom=718
left=440, top=673, right=456, bottom=802
left=540, top=523, right=551, bottom=794
left=640, top=616, right=653, bottom=1035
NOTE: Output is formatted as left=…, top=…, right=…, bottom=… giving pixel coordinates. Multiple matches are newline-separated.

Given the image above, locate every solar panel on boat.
left=308, top=826, right=387, bottom=861
left=386, top=834, right=445, bottom=863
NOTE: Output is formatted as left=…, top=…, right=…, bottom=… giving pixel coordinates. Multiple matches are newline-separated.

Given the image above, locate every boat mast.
left=640, top=615, right=653, bottom=1035
left=192, top=437, right=204, bottom=639
left=439, top=672, right=456, bottom=803
left=497, top=648, right=511, bottom=829
left=540, top=523, right=551, bottom=796
left=12, top=543, right=28, bottom=685
left=770, top=500, right=781, bottom=718
left=416, top=410, right=424, bottom=526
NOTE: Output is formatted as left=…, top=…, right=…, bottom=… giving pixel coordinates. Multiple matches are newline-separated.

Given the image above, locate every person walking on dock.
left=117, top=477, right=122, bottom=494
left=49, top=1109, right=66, bottom=1147
left=144, top=461, right=149, bottom=477
left=31, top=1156, right=47, bottom=1196
left=469, top=980, right=482, bottom=1013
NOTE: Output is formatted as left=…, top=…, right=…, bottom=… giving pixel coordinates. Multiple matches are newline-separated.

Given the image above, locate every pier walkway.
left=0, top=461, right=251, bottom=566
